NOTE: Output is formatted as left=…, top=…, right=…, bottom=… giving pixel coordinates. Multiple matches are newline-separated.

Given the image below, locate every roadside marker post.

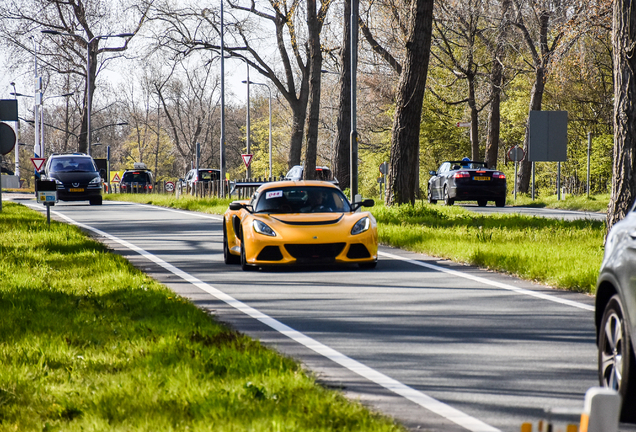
left=35, top=180, right=57, bottom=227
left=579, top=387, right=620, bottom=432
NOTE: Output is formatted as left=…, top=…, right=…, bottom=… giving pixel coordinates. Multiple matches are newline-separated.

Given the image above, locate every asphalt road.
left=459, top=203, right=606, bottom=221
left=10, top=198, right=633, bottom=432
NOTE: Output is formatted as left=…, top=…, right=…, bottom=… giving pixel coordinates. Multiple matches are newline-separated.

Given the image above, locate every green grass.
left=508, top=193, right=609, bottom=213
left=371, top=202, right=605, bottom=293
left=0, top=202, right=404, bottom=432
left=104, top=193, right=234, bottom=214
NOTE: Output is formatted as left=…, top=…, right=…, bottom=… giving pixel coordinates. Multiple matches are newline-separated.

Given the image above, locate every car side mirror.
left=229, top=202, right=244, bottom=211
left=39, top=169, right=46, bottom=175
left=352, top=199, right=374, bottom=211
left=99, top=169, right=107, bottom=178
left=429, top=170, right=437, bottom=176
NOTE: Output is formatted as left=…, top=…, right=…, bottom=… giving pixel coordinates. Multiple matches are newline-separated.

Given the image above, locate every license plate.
left=69, top=188, right=85, bottom=192
left=473, top=176, right=490, bottom=181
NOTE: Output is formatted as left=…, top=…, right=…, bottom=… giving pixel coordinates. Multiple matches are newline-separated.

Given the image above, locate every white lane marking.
left=378, top=251, right=594, bottom=311
left=45, top=208, right=501, bottom=432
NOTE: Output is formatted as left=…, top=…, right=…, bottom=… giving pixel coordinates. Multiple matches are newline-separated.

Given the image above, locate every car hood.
left=50, top=172, right=99, bottom=182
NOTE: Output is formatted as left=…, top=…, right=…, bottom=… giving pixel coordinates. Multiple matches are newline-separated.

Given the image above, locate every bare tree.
left=0, top=0, right=148, bottom=153
left=510, top=0, right=584, bottom=193
left=607, top=0, right=636, bottom=229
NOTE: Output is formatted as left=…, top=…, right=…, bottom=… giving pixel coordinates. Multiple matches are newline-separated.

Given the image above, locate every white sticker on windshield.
left=266, top=190, right=283, bottom=199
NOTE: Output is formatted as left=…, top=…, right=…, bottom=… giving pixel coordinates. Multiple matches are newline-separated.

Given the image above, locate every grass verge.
left=0, top=202, right=404, bottom=432
left=104, top=193, right=233, bottom=214
left=372, top=202, right=605, bottom=293
left=508, top=193, right=609, bottom=213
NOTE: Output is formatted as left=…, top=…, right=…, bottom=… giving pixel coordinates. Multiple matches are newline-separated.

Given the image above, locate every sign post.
left=508, top=146, right=525, bottom=200
left=35, top=180, right=57, bottom=227
left=379, top=161, right=388, bottom=200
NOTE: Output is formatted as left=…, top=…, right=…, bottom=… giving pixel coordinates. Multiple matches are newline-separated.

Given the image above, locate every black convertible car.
left=428, top=159, right=507, bottom=207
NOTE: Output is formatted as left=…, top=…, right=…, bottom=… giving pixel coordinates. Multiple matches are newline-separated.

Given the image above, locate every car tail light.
left=492, top=172, right=506, bottom=179
left=454, top=171, right=470, bottom=178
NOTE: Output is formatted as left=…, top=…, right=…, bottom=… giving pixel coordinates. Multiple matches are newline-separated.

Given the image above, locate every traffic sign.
left=0, top=122, right=16, bottom=155
left=456, top=122, right=471, bottom=127
left=165, top=181, right=175, bottom=192
left=31, top=157, right=46, bottom=171
left=508, top=146, right=526, bottom=162
left=379, top=161, right=389, bottom=175
left=241, top=154, right=253, bottom=169
left=111, top=172, right=121, bottom=183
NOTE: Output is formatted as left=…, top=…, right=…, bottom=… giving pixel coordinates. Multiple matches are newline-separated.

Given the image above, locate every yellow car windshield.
left=254, top=186, right=351, bottom=214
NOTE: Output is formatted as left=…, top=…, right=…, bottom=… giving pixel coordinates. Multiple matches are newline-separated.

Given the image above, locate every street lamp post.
left=41, top=30, right=133, bottom=156
left=242, top=80, right=272, bottom=178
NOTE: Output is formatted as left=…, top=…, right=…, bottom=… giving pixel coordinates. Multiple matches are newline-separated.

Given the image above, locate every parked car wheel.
left=428, top=188, right=437, bottom=204
left=444, top=186, right=454, bottom=206
left=495, top=198, right=505, bottom=208
left=477, top=199, right=487, bottom=207
left=598, top=295, right=636, bottom=422
left=89, top=196, right=102, bottom=206
left=223, top=226, right=240, bottom=265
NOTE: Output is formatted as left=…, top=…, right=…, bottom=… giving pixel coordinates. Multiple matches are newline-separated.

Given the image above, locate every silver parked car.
left=596, top=201, right=636, bottom=422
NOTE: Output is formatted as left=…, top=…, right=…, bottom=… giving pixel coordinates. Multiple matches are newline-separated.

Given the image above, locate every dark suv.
left=43, top=153, right=103, bottom=205
left=120, top=164, right=154, bottom=193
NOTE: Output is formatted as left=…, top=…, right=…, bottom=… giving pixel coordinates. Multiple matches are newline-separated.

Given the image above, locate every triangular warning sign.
left=241, top=154, right=253, bottom=169
left=31, top=158, right=46, bottom=171
left=111, top=172, right=121, bottom=183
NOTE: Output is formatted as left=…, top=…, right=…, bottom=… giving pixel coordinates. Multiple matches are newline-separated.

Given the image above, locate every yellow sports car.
left=222, top=181, right=377, bottom=270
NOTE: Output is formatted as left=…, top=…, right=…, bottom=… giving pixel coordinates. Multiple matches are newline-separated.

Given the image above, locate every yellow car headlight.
left=253, top=219, right=277, bottom=237
left=351, top=216, right=370, bottom=235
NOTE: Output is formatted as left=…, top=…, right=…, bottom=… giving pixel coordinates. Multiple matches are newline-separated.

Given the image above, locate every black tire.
left=223, top=226, right=240, bottom=265
left=89, top=196, right=102, bottom=206
left=495, top=199, right=505, bottom=208
left=477, top=200, right=487, bottom=207
left=598, top=295, right=636, bottom=422
left=359, top=260, right=377, bottom=269
left=427, top=188, right=437, bottom=204
left=240, top=241, right=256, bottom=271
left=444, top=186, right=454, bottom=206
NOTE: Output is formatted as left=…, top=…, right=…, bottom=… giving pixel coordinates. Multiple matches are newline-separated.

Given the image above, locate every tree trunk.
left=334, top=0, right=352, bottom=188
left=517, top=67, right=546, bottom=193
left=386, top=0, right=434, bottom=206
left=288, top=98, right=308, bottom=169
left=485, top=63, right=502, bottom=168
left=468, top=76, right=479, bottom=160
left=484, top=0, right=510, bottom=169
left=78, top=42, right=98, bottom=154
left=303, top=0, right=323, bottom=181
left=608, top=0, right=636, bottom=229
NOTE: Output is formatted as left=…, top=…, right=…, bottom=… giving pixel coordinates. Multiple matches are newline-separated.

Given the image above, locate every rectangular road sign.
left=528, top=111, right=568, bottom=161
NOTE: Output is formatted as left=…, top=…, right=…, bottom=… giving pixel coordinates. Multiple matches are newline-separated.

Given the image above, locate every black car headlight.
left=351, top=217, right=370, bottom=235
left=253, top=220, right=276, bottom=237
left=89, top=176, right=101, bottom=185
left=53, top=178, right=64, bottom=185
